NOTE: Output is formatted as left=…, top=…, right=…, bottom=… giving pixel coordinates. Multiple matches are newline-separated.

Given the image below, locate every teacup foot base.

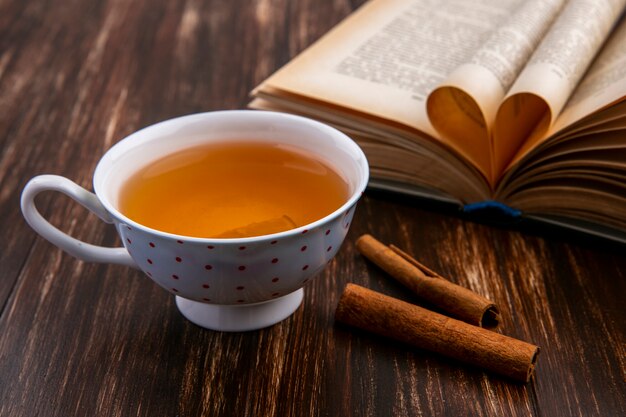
left=175, top=289, right=304, bottom=331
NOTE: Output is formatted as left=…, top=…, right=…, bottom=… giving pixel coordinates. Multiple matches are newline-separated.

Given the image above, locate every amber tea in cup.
left=118, top=141, right=350, bottom=238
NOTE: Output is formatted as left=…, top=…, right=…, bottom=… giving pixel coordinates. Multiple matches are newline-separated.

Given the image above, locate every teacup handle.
left=21, top=175, right=137, bottom=268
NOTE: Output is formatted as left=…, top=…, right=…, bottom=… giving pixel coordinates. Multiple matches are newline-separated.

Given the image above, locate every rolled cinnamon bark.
left=356, top=234, right=500, bottom=328
left=335, top=284, right=539, bottom=382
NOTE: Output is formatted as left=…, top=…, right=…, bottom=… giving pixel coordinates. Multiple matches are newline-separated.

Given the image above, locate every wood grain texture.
left=0, top=0, right=625, bottom=416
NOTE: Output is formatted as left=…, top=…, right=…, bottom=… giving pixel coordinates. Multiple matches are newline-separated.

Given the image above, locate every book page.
left=548, top=15, right=626, bottom=133
left=255, top=0, right=435, bottom=134
left=494, top=0, right=626, bottom=172
left=427, top=0, right=565, bottom=183
left=254, top=0, right=521, bottom=181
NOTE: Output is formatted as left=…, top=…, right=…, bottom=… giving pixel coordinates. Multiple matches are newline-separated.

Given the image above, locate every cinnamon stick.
left=356, top=234, right=500, bottom=328
left=335, top=284, right=539, bottom=382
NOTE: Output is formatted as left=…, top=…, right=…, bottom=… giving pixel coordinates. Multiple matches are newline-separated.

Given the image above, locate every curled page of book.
left=511, top=14, right=626, bottom=164
left=426, top=0, right=566, bottom=184
left=493, top=0, right=626, bottom=174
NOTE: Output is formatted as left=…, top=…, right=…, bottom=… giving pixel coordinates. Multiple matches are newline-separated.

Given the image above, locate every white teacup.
left=21, top=111, right=369, bottom=331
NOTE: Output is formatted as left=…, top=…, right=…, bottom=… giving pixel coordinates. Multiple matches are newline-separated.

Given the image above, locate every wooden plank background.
left=1, top=0, right=624, bottom=416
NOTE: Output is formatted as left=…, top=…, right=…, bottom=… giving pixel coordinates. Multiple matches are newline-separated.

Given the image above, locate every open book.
left=250, top=0, right=626, bottom=243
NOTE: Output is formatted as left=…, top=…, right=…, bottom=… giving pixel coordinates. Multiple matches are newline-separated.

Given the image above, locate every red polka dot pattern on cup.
left=127, top=207, right=354, bottom=305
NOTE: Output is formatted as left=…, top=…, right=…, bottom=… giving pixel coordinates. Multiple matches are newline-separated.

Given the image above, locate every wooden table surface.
left=1, top=0, right=625, bottom=416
